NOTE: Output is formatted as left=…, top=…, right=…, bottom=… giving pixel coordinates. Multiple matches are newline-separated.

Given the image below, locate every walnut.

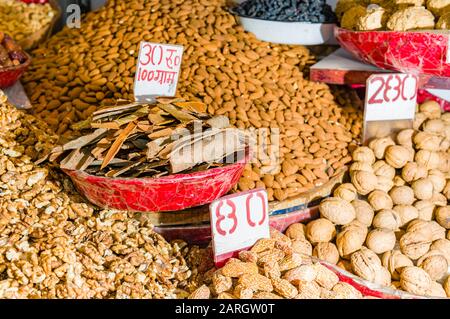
left=313, top=242, right=339, bottom=265
left=372, top=160, right=396, bottom=179
left=366, top=228, right=396, bottom=254
left=429, top=221, right=446, bottom=241
left=430, top=239, right=450, bottom=264
left=369, top=137, right=396, bottom=159
left=389, top=186, right=415, bottom=206
left=415, top=150, right=441, bottom=170
left=350, top=247, right=382, bottom=282
left=350, top=170, right=378, bottom=195
left=336, top=227, right=366, bottom=258
left=445, top=181, right=450, bottom=200
left=336, top=259, right=352, bottom=273
left=382, top=250, right=413, bottom=280
left=414, top=113, right=428, bottom=130
left=423, top=118, right=445, bottom=134
left=417, top=251, right=448, bottom=281
left=430, top=192, right=447, bottom=207
left=283, top=264, right=317, bottom=284
left=414, top=132, right=443, bottom=151
left=285, top=223, right=306, bottom=240
left=393, top=176, right=407, bottom=187
left=374, top=266, right=392, bottom=287
left=406, top=219, right=434, bottom=236
left=414, top=200, right=435, bottom=221
left=400, top=229, right=432, bottom=260
left=444, top=276, right=450, bottom=297
left=319, top=197, right=356, bottom=225
left=351, top=199, right=375, bottom=227
left=291, top=238, right=313, bottom=256
left=375, top=176, right=394, bottom=193
left=341, top=5, right=367, bottom=30
left=349, top=162, right=374, bottom=173
left=419, top=100, right=443, bottom=119
left=427, top=170, right=446, bottom=193
left=368, top=190, right=393, bottom=211
left=397, top=129, right=415, bottom=147
left=411, top=178, right=434, bottom=200
left=372, top=209, right=401, bottom=231
left=426, top=281, right=447, bottom=298
left=333, top=183, right=357, bottom=202
left=400, top=266, right=432, bottom=296
left=306, top=218, right=336, bottom=244
left=435, top=206, right=450, bottom=229
left=331, top=282, right=363, bottom=299
left=352, top=146, right=376, bottom=164
left=387, top=6, right=435, bottom=31
left=393, top=205, right=419, bottom=227
left=401, top=162, right=428, bottom=183
left=385, top=145, right=411, bottom=169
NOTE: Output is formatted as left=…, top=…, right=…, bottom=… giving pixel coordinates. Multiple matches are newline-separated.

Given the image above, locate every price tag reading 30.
left=134, top=42, right=184, bottom=101
left=210, top=189, right=270, bottom=267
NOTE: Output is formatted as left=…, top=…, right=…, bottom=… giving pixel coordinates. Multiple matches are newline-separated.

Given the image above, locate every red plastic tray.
left=63, top=153, right=249, bottom=212
left=0, top=52, right=31, bottom=89
left=335, top=27, right=450, bottom=78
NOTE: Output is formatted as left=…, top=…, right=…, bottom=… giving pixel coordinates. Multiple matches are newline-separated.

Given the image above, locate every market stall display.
left=0, top=32, right=30, bottom=88
left=0, top=0, right=60, bottom=50
left=22, top=0, right=362, bottom=203
left=0, top=91, right=195, bottom=298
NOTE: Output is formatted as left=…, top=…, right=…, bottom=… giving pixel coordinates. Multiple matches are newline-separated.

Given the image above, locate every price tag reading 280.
left=133, top=42, right=184, bottom=101
left=364, top=73, right=418, bottom=122
left=210, top=189, right=270, bottom=267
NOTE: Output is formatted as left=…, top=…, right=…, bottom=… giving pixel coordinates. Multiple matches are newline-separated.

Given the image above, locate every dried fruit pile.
left=41, top=99, right=246, bottom=178
left=188, top=229, right=365, bottom=299
left=281, top=101, right=450, bottom=298
left=22, top=0, right=362, bottom=201
left=0, top=92, right=193, bottom=298
left=0, top=32, right=27, bottom=69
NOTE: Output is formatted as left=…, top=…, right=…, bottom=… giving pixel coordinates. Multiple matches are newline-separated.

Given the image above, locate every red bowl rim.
left=62, top=147, right=252, bottom=184
left=334, top=26, right=448, bottom=37
left=0, top=50, right=31, bottom=73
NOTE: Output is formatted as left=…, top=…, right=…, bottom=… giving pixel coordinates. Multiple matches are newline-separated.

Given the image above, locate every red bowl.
left=63, top=152, right=250, bottom=212
left=0, top=52, right=31, bottom=89
left=335, top=27, right=450, bottom=77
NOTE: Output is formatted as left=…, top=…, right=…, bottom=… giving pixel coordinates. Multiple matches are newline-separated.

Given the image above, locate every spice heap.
left=22, top=0, right=362, bottom=201
left=41, top=98, right=246, bottom=178
left=233, top=0, right=337, bottom=23
left=0, top=0, right=56, bottom=44
left=337, top=0, right=450, bottom=31
left=281, top=101, right=450, bottom=297
left=0, top=92, right=193, bottom=298
left=0, top=32, right=27, bottom=69
left=187, top=229, right=365, bottom=299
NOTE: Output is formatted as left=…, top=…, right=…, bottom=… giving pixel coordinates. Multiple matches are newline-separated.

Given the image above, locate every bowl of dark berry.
left=230, top=0, right=337, bottom=45
left=0, top=32, right=30, bottom=88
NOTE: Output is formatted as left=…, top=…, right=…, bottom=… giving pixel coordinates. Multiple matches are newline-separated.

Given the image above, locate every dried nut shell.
left=331, top=282, right=363, bottom=299
left=295, top=280, right=321, bottom=299
left=419, top=100, right=441, bottom=119
left=415, top=150, right=441, bottom=170
left=444, top=181, right=450, bottom=200
left=285, top=223, right=306, bottom=240
left=382, top=250, right=413, bottom=280
left=352, top=146, right=375, bottom=164
left=337, top=259, right=352, bottom=273
left=444, top=276, right=450, bottom=297
left=430, top=192, right=447, bottom=207
left=385, top=145, right=410, bottom=168
left=423, top=118, right=445, bottom=134
left=284, top=264, right=317, bottom=284
left=417, top=251, right=448, bottom=281
left=306, top=218, right=336, bottom=244
left=375, top=175, right=394, bottom=193
left=401, top=162, right=428, bottom=183
left=400, top=231, right=432, bottom=260
left=350, top=247, right=382, bottom=282
left=374, top=266, right=392, bottom=287
left=366, top=228, right=396, bottom=254
left=427, top=169, right=446, bottom=193
left=389, top=186, right=415, bottom=206
left=313, top=263, right=339, bottom=290
left=429, top=221, right=446, bottom=241
left=368, top=190, right=393, bottom=211
left=411, top=178, right=434, bottom=200
left=350, top=162, right=373, bottom=173
left=393, top=205, right=419, bottom=227
left=369, top=137, right=395, bottom=159
left=333, top=183, right=357, bottom=202
left=351, top=199, right=375, bottom=227
left=313, top=242, right=339, bottom=264
left=406, top=219, right=434, bottom=236
left=430, top=239, right=450, bottom=264
left=414, top=113, right=429, bottom=130
left=291, top=238, right=313, bottom=256
left=350, top=170, right=378, bottom=196
left=397, top=129, right=415, bottom=147
left=372, top=209, right=401, bottom=231
left=414, top=131, right=442, bottom=151
left=319, top=197, right=356, bottom=225
left=426, top=281, right=447, bottom=298
left=336, top=227, right=366, bottom=258
left=435, top=206, right=450, bottom=229
left=393, top=176, right=406, bottom=187
left=188, top=285, right=211, bottom=299
left=342, top=220, right=369, bottom=240
left=391, top=281, right=402, bottom=289
left=400, top=266, right=432, bottom=296
left=414, top=200, right=435, bottom=221
left=372, top=160, right=396, bottom=179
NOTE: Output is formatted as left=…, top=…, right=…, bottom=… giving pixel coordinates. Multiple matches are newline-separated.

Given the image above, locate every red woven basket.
left=0, top=51, right=31, bottom=89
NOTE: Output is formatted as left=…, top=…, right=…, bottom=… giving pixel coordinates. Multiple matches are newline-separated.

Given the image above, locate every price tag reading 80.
left=364, top=73, right=418, bottom=122
left=210, top=189, right=270, bottom=267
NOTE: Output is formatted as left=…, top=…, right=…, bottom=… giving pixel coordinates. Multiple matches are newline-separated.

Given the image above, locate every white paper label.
left=364, top=73, right=418, bottom=122
left=210, top=189, right=270, bottom=266
left=133, top=42, right=184, bottom=102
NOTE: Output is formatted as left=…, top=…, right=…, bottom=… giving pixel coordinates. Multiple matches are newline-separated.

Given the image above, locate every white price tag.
left=364, top=73, right=418, bottom=122
left=133, top=42, right=184, bottom=102
left=210, top=189, right=270, bottom=267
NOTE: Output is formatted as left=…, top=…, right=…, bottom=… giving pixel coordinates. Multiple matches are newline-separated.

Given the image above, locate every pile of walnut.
left=188, top=229, right=366, bottom=299
left=0, top=91, right=193, bottom=298
left=337, top=0, right=450, bottom=31
left=286, top=101, right=450, bottom=298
